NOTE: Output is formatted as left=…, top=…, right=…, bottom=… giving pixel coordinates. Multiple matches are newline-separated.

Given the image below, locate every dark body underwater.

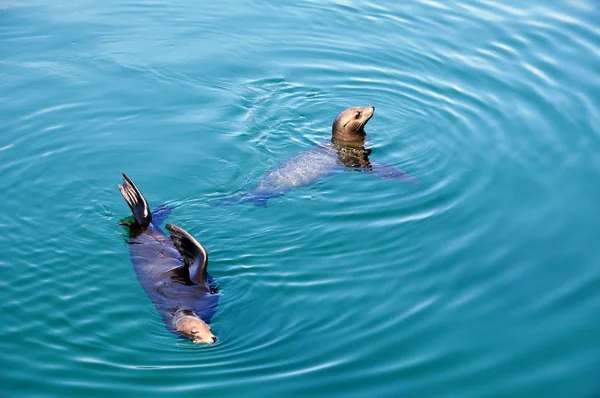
left=214, top=106, right=418, bottom=207
left=119, top=173, right=219, bottom=344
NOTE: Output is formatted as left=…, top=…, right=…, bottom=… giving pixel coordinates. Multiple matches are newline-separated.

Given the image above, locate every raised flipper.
left=151, top=203, right=174, bottom=226
left=165, top=223, right=209, bottom=288
left=369, top=161, right=419, bottom=184
left=119, top=173, right=152, bottom=229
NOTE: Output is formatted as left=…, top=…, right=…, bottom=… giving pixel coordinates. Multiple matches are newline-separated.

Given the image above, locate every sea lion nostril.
left=212, top=336, right=217, bottom=343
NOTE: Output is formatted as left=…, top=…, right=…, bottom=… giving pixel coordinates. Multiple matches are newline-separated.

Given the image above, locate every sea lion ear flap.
left=165, top=224, right=208, bottom=286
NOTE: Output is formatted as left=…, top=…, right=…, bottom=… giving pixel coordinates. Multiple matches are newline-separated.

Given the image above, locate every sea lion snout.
left=173, top=310, right=217, bottom=344
left=190, top=329, right=217, bottom=343
left=361, top=106, right=375, bottom=124
left=332, top=106, right=376, bottom=142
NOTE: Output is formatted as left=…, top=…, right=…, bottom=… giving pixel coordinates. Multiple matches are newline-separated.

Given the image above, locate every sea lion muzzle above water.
left=212, top=106, right=418, bottom=207
left=331, top=105, right=375, bottom=142
left=118, top=173, right=219, bottom=344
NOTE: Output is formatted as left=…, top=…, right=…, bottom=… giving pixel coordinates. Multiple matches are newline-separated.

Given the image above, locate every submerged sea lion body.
left=215, top=106, right=417, bottom=207
left=119, top=174, right=218, bottom=344
left=247, top=144, right=339, bottom=204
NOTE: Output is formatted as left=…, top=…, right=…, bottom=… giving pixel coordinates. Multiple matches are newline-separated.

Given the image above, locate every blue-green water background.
left=2, top=1, right=600, bottom=397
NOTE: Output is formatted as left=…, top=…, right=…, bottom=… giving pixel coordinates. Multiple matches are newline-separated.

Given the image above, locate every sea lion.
left=118, top=173, right=219, bottom=344
left=214, top=106, right=417, bottom=207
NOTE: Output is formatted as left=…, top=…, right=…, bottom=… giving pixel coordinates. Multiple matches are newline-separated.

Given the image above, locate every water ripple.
left=2, top=0, right=600, bottom=397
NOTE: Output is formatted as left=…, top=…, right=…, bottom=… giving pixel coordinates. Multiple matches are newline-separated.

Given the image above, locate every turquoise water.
left=2, top=0, right=600, bottom=396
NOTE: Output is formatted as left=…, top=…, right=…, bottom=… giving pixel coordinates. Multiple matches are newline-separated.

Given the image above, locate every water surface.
left=1, top=1, right=600, bottom=397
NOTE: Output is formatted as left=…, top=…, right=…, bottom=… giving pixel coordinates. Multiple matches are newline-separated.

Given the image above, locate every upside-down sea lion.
left=214, top=106, right=417, bottom=207
left=118, top=173, right=219, bottom=344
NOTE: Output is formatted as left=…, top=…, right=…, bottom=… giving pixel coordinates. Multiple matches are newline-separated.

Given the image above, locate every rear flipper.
left=151, top=203, right=174, bottom=226
left=209, top=192, right=269, bottom=208
left=248, top=196, right=268, bottom=208
left=208, top=194, right=246, bottom=208
left=369, top=161, right=419, bottom=184
left=118, top=173, right=152, bottom=230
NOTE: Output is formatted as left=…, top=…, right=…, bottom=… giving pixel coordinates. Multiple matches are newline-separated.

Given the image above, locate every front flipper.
left=165, top=224, right=209, bottom=287
left=368, top=161, right=419, bottom=183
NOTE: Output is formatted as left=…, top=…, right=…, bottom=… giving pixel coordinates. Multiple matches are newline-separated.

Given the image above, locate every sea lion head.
left=173, top=309, right=217, bottom=344
left=332, top=106, right=375, bottom=142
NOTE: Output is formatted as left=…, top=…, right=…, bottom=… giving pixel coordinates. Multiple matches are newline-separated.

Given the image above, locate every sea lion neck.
left=331, top=138, right=372, bottom=169
left=331, top=129, right=367, bottom=142
left=331, top=136, right=367, bottom=148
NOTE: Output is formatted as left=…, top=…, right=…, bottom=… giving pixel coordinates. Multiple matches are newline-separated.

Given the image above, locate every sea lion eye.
left=355, top=112, right=361, bottom=119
